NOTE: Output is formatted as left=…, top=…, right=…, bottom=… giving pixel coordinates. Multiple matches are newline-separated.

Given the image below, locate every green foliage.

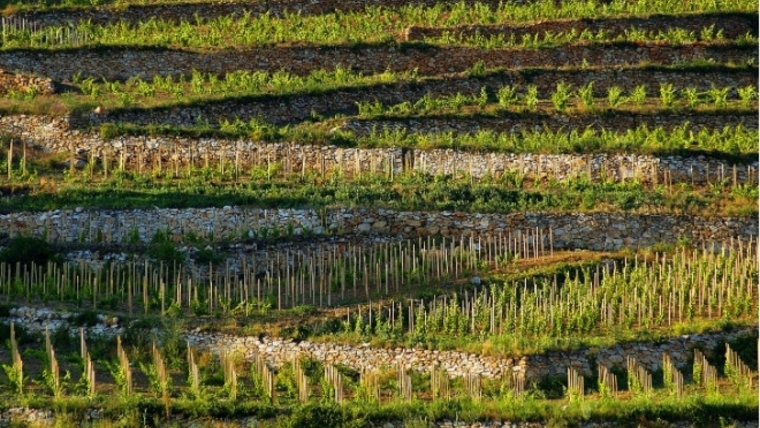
left=524, top=84, right=539, bottom=111
left=2, top=362, right=23, bottom=396
left=464, top=60, right=488, bottom=78
left=72, top=310, right=99, bottom=327
left=707, top=85, right=731, bottom=108
left=606, top=86, right=626, bottom=108
left=630, top=85, right=647, bottom=106
left=659, top=83, right=676, bottom=108
left=576, top=82, right=594, bottom=110
left=737, top=85, right=757, bottom=108
left=0, top=235, right=59, bottom=266
left=681, top=87, right=702, bottom=108
left=497, top=85, right=519, bottom=109
left=550, top=81, right=573, bottom=113
left=147, top=229, right=186, bottom=263
left=287, top=403, right=344, bottom=428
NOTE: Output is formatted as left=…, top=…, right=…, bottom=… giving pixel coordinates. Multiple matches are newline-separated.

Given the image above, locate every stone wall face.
left=4, top=306, right=754, bottom=381
left=3, top=115, right=757, bottom=186
left=186, top=328, right=754, bottom=381
left=75, top=69, right=756, bottom=127
left=0, top=207, right=755, bottom=250
left=0, top=43, right=754, bottom=81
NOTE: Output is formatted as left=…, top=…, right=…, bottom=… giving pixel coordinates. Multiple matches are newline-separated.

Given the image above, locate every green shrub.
left=72, top=309, right=99, bottom=327
left=0, top=235, right=59, bottom=266
left=551, top=81, right=573, bottom=113
left=576, top=81, right=594, bottom=110
left=287, top=403, right=344, bottom=428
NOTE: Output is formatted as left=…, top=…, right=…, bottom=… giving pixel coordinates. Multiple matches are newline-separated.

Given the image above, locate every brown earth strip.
left=0, top=42, right=754, bottom=82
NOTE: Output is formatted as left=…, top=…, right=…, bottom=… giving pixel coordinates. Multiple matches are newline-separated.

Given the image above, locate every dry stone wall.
left=340, top=112, right=758, bottom=137
left=404, top=12, right=758, bottom=42
left=0, top=43, right=754, bottom=81
left=186, top=328, right=755, bottom=381
left=0, top=207, right=755, bottom=250
left=4, top=115, right=757, bottom=185
left=82, top=68, right=758, bottom=127
left=3, top=305, right=755, bottom=382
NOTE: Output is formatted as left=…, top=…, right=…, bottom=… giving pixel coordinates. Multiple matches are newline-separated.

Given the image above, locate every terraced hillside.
left=0, top=0, right=757, bottom=426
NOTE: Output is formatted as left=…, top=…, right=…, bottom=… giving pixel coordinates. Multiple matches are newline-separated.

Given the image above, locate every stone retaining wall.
left=186, top=328, right=755, bottom=381
left=3, top=115, right=758, bottom=185
left=0, top=208, right=755, bottom=250
left=85, top=68, right=759, bottom=126
left=4, top=306, right=755, bottom=382
left=0, top=43, right=753, bottom=81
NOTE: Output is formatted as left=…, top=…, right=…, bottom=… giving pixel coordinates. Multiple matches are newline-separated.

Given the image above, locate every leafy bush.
left=0, top=235, right=59, bottom=266
left=287, top=403, right=344, bottom=428
left=72, top=310, right=99, bottom=327
left=147, top=230, right=186, bottom=263
left=551, top=81, right=573, bottom=113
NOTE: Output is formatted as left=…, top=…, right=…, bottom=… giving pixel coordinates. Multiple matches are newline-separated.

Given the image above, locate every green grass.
left=4, top=0, right=756, bottom=23
left=1, top=384, right=756, bottom=427
left=1, top=169, right=756, bottom=216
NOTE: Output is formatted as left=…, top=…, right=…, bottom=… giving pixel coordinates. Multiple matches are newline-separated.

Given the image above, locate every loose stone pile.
left=6, top=306, right=123, bottom=337
left=0, top=70, right=55, bottom=96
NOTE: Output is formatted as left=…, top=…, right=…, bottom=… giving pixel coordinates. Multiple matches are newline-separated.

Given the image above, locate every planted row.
left=4, top=11, right=757, bottom=50
left=1, top=165, right=757, bottom=215
left=3, top=0, right=756, bottom=47
left=355, top=82, right=758, bottom=117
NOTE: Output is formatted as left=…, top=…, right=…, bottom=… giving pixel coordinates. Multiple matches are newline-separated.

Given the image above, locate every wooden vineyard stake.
left=152, top=342, right=170, bottom=418
left=360, top=367, right=380, bottom=403
left=187, top=343, right=200, bottom=397
left=44, top=327, right=61, bottom=397
left=324, top=364, right=343, bottom=404
left=662, top=354, right=683, bottom=398
left=116, top=336, right=132, bottom=396
left=626, top=356, right=651, bottom=396
left=254, top=351, right=276, bottom=403
left=430, top=367, right=450, bottom=401
left=693, top=349, right=719, bottom=393
left=464, top=372, right=481, bottom=402
left=9, top=322, right=22, bottom=395
left=220, top=349, right=237, bottom=400
left=7, top=138, right=12, bottom=180
left=597, top=364, right=617, bottom=398
left=566, top=367, right=584, bottom=401
left=501, top=370, right=525, bottom=399
left=294, top=356, right=309, bottom=403
left=397, top=366, right=412, bottom=402
left=725, top=344, right=755, bottom=393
